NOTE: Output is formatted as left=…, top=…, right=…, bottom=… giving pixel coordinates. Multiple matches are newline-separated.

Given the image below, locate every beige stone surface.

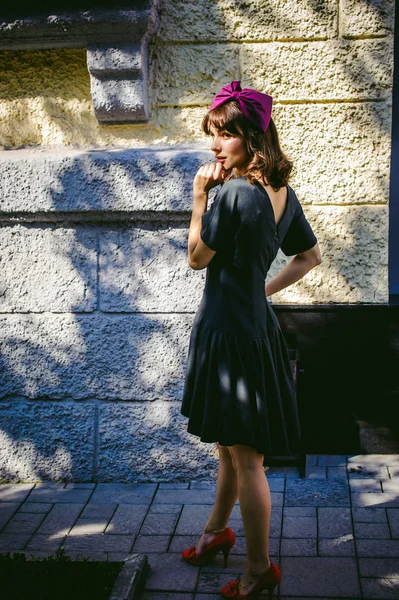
left=149, top=43, right=240, bottom=106
left=342, top=0, right=395, bottom=38
left=99, top=227, right=205, bottom=312
left=269, top=205, right=388, bottom=304
left=0, top=226, right=97, bottom=312
left=241, top=39, right=394, bottom=101
left=157, top=0, right=337, bottom=41
left=274, top=101, right=392, bottom=205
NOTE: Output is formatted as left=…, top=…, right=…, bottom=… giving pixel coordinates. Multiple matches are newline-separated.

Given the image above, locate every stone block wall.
left=0, top=0, right=395, bottom=481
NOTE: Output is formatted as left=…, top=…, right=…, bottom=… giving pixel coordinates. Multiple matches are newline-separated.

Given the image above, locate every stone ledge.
left=0, top=147, right=213, bottom=214
left=0, top=8, right=151, bottom=51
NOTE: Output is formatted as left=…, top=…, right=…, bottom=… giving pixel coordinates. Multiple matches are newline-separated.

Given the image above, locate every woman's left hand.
left=193, top=161, right=230, bottom=194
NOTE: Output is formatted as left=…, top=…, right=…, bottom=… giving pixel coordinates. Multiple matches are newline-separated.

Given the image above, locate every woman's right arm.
left=265, top=243, right=322, bottom=297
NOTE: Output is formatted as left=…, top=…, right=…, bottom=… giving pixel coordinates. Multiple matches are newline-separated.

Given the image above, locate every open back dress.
left=180, top=177, right=318, bottom=456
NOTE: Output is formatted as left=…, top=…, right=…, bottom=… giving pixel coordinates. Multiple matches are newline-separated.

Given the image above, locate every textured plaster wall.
left=0, top=0, right=395, bottom=482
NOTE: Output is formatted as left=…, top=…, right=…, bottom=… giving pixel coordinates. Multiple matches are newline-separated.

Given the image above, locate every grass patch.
left=0, top=548, right=124, bottom=600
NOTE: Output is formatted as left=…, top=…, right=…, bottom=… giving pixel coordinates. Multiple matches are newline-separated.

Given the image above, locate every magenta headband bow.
left=208, top=81, right=273, bottom=132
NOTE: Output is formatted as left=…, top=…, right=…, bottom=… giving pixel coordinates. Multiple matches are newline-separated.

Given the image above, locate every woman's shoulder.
left=218, top=177, right=259, bottom=201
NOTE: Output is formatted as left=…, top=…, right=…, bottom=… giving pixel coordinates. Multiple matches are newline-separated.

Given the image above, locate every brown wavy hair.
left=202, top=100, right=293, bottom=191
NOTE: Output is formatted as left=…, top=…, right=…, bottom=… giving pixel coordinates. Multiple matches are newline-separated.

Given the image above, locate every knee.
left=229, top=445, right=264, bottom=475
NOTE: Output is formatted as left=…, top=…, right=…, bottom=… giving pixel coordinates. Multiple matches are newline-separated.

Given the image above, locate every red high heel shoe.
left=182, top=527, right=236, bottom=567
left=220, top=563, right=281, bottom=599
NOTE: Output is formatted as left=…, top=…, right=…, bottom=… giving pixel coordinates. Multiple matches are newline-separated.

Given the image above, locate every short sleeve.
left=200, top=184, right=237, bottom=252
left=280, top=199, right=317, bottom=256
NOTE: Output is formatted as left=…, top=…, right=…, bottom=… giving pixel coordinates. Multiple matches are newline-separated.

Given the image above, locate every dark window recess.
left=0, top=1, right=147, bottom=19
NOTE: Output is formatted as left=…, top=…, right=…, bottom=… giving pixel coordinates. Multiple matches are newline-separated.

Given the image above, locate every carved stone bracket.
left=0, top=2, right=159, bottom=124
left=87, top=42, right=149, bottom=124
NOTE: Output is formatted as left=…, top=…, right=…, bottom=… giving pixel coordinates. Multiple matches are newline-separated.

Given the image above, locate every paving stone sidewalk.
left=1, top=455, right=399, bottom=599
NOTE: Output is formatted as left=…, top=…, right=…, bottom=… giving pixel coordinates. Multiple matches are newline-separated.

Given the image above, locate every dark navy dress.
left=180, top=177, right=317, bottom=456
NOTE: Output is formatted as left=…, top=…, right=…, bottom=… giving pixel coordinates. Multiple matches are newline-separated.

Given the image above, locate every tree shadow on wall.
left=0, top=148, right=218, bottom=483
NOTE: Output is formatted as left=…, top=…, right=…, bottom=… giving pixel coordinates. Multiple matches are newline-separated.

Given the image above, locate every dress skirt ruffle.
left=180, top=314, right=302, bottom=456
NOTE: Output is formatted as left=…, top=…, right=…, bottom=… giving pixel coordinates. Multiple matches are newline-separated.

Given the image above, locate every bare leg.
left=196, top=442, right=238, bottom=553
left=229, top=444, right=272, bottom=592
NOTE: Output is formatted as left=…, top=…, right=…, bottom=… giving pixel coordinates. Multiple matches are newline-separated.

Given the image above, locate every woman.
left=180, top=81, right=321, bottom=599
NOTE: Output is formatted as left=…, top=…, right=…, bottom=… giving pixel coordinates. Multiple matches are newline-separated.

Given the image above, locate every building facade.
left=0, top=0, right=397, bottom=482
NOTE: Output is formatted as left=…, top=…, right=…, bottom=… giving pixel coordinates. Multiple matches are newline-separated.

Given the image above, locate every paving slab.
left=279, top=556, right=361, bottom=597
left=280, top=537, right=316, bottom=556
left=266, top=466, right=300, bottom=478
left=349, top=478, right=383, bottom=493
left=318, top=455, right=348, bottom=467
left=2, top=512, right=46, bottom=535
left=283, top=506, right=316, bottom=517
left=266, top=478, right=285, bottom=492
left=387, top=508, right=399, bottom=538
left=69, top=518, right=109, bottom=536
left=105, top=504, right=149, bottom=535
left=173, top=505, right=212, bottom=536
left=24, top=533, right=66, bottom=553
left=141, top=512, right=179, bottom=536
left=354, top=521, right=391, bottom=539
left=0, top=502, right=21, bottom=530
left=64, top=483, right=96, bottom=489
left=34, top=484, right=67, bottom=489
left=0, top=533, right=31, bottom=550
left=0, top=484, right=34, bottom=503
left=216, top=518, right=245, bottom=537
left=285, top=478, right=350, bottom=507
left=144, top=552, right=199, bottom=591
left=347, top=466, right=390, bottom=479
left=142, top=593, right=193, bottom=600
left=352, top=507, right=388, bottom=523
left=36, top=503, right=85, bottom=535
left=189, top=482, right=216, bottom=490
left=196, top=570, right=245, bottom=594
left=18, top=502, right=53, bottom=514
left=89, top=483, right=157, bottom=505
left=108, top=551, right=140, bottom=562
left=360, top=576, right=399, bottom=599
left=347, top=455, right=399, bottom=467
left=159, top=483, right=190, bottom=490
left=168, top=535, right=198, bottom=554
left=282, top=516, right=317, bottom=538
left=356, top=539, right=399, bottom=557
left=318, top=536, right=355, bottom=557
left=153, top=490, right=216, bottom=505
left=199, top=554, right=247, bottom=572
left=149, top=504, right=182, bottom=515
left=351, top=493, right=399, bottom=508
left=133, top=535, right=171, bottom=553
left=306, top=466, right=327, bottom=478
left=80, top=503, right=117, bottom=519
left=306, top=455, right=318, bottom=467
left=27, top=487, right=92, bottom=504
left=196, top=555, right=279, bottom=599
left=64, top=550, right=109, bottom=562
left=269, top=508, right=283, bottom=537
left=381, top=479, right=399, bottom=492
left=63, top=533, right=134, bottom=553
left=327, top=467, right=348, bottom=478
left=359, top=557, right=399, bottom=577
left=318, top=508, right=353, bottom=538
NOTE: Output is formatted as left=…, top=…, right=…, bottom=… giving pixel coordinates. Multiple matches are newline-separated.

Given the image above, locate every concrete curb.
left=109, top=553, right=149, bottom=600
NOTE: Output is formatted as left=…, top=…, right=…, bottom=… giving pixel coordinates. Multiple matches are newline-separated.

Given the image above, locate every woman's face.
left=209, top=124, right=250, bottom=175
